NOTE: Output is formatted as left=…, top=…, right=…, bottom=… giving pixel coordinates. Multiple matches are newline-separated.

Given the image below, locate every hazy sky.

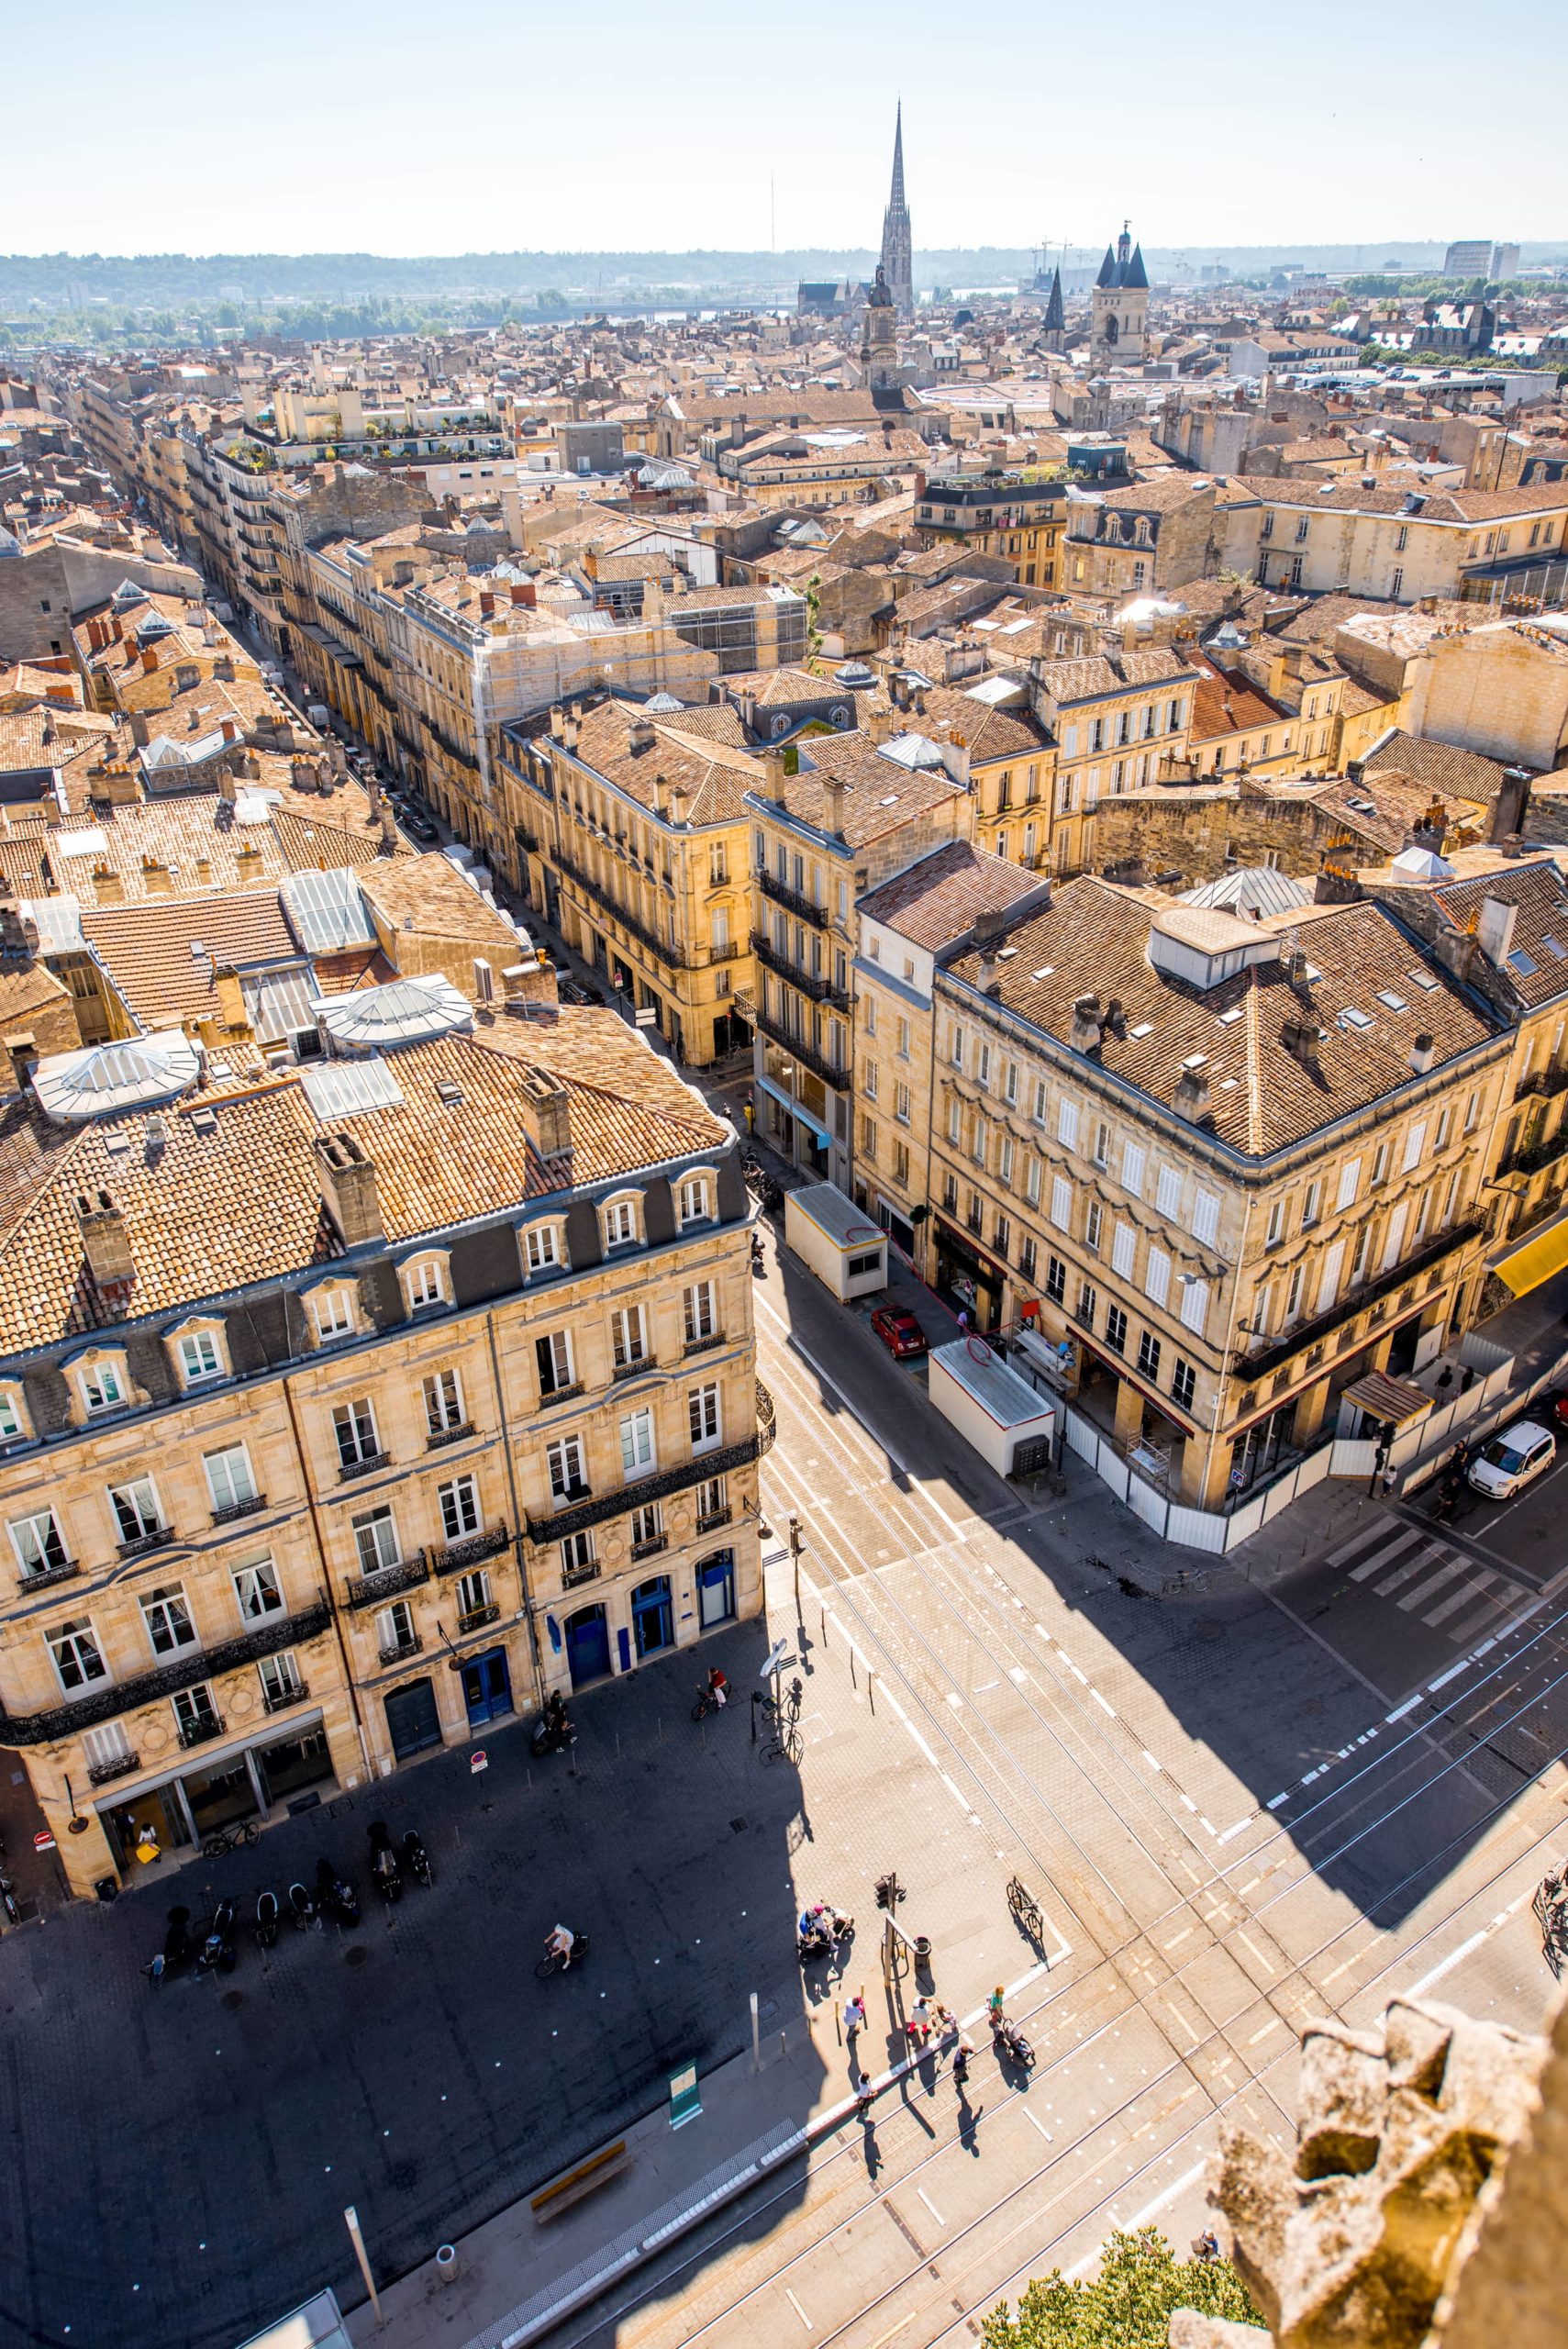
left=12, top=0, right=1565, bottom=257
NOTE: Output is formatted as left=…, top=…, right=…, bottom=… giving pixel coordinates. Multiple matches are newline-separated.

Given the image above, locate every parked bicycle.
left=1007, top=1874, right=1045, bottom=1943
left=200, top=1822, right=260, bottom=1859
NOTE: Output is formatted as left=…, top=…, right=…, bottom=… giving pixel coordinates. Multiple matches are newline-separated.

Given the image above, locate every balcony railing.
left=561, top=1557, right=601, bottom=1589
left=18, top=1556, right=82, bottom=1594
left=86, top=1748, right=140, bottom=1787
left=1239, top=1219, right=1486, bottom=1380
left=429, top=1523, right=509, bottom=1579
left=538, top=1381, right=585, bottom=1408
left=750, top=932, right=851, bottom=1009
left=115, top=1522, right=176, bottom=1559
left=345, top=1553, right=430, bottom=1611
left=759, top=871, right=829, bottom=929
left=631, top=1534, right=668, bottom=1562
left=1502, top=1124, right=1568, bottom=1179
left=754, top=1005, right=846, bottom=1094
left=684, top=1331, right=726, bottom=1357
left=338, top=1451, right=391, bottom=1483
left=210, top=1492, right=266, bottom=1527
left=176, top=1711, right=225, bottom=1751
left=262, top=1681, right=307, bottom=1716
left=611, top=1356, right=653, bottom=1383
left=0, top=1599, right=333, bottom=1747
left=1515, top=1065, right=1568, bottom=1103
left=426, top=1421, right=475, bottom=1450
left=527, top=1432, right=763, bottom=1544
left=378, top=1633, right=423, bottom=1668
left=458, top=1602, right=500, bottom=1634
left=696, top=1506, right=733, bottom=1533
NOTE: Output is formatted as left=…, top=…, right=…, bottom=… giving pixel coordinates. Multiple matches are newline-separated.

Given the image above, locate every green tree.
left=981, top=2227, right=1259, bottom=2349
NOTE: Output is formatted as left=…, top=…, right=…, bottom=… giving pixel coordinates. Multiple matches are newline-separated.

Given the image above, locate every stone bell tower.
left=1091, top=221, right=1149, bottom=368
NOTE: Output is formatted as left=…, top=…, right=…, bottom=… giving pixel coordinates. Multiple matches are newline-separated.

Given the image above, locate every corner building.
left=0, top=993, right=762, bottom=1895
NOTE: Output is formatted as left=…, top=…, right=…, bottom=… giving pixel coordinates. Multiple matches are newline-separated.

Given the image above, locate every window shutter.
left=1144, top=1248, right=1170, bottom=1308
left=1180, top=1278, right=1209, bottom=1334
left=1050, top=1175, right=1073, bottom=1230
left=1111, top=1222, right=1136, bottom=1277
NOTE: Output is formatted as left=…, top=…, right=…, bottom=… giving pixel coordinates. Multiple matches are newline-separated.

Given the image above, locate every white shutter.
left=1181, top=1277, right=1210, bottom=1335
left=1122, top=1142, right=1146, bottom=1197
left=1144, top=1247, right=1171, bottom=1307
left=1380, top=1199, right=1409, bottom=1273
left=1057, top=1097, right=1079, bottom=1150
left=1156, top=1165, right=1182, bottom=1218
left=1111, top=1222, right=1136, bottom=1277
left=1026, top=1156, right=1042, bottom=1206
left=1317, top=1239, right=1345, bottom=1312
left=1191, top=1188, right=1219, bottom=1245
left=1050, top=1175, right=1073, bottom=1230
left=1335, top=1157, right=1362, bottom=1210
left=1401, top=1120, right=1427, bottom=1173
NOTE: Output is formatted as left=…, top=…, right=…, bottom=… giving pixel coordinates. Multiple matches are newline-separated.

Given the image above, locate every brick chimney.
left=1173, top=1066, right=1211, bottom=1121
left=129, top=711, right=150, bottom=746
left=518, top=1067, right=572, bottom=1160
left=313, top=1131, right=384, bottom=1246
left=76, top=1187, right=136, bottom=1289
left=823, top=776, right=847, bottom=840
left=1409, top=1030, right=1435, bottom=1074
left=1070, top=993, right=1102, bottom=1052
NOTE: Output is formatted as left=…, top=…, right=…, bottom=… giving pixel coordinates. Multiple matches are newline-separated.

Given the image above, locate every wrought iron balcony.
left=527, top=1433, right=762, bottom=1544
left=753, top=1005, right=846, bottom=1093
left=0, top=1600, right=333, bottom=1747
left=211, top=1492, right=267, bottom=1527
left=262, top=1682, right=307, bottom=1716
left=429, top=1524, right=510, bottom=1579
left=611, top=1356, right=654, bottom=1383
left=18, top=1556, right=81, bottom=1593
left=426, top=1421, right=475, bottom=1450
left=696, top=1506, right=733, bottom=1533
left=1516, top=1065, right=1568, bottom=1103
left=561, top=1557, right=601, bottom=1589
left=176, top=1710, right=225, bottom=1751
left=750, top=932, right=851, bottom=1009
left=630, top=1534, right=668, bottom=1562
left=378, top=1633, right=423, bottom=1669
left=1239, top=1219, right=1486, bottom=1380
left=345, top=1553, right=430, bottom=1610
left=86, top=1748, right=140, bottom=1787
left=538, top=1382, right=584, bottom=1409
left=116, top=1523, right=176, bottom=1560
left=338, top=1451, right=391, bottom=1483
left=759, top=871, right=828, bottom=929
left=684, top=1332, right=726, bottom=1357
left=458, top=1602, right=500, bottom=1635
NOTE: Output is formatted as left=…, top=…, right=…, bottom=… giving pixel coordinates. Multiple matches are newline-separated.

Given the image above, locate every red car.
left=1546, top=1389, right=1568, bottom=1430
left=871, top=1306, right=928, bottom=1360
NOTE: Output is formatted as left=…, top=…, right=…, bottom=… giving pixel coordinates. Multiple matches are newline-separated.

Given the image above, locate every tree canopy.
left=980, top=2226, right=1260, bottom=2349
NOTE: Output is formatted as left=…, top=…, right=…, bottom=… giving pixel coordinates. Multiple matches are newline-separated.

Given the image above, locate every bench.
left=528, top=2139, right=631, bottom=2225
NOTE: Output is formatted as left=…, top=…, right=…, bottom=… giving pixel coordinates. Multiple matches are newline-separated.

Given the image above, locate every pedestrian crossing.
left=1326, top=1517, right=1536, bottom=1647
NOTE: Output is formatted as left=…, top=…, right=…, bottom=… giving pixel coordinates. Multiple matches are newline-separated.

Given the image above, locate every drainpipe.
left=485, top=1308, right=545, bottom=1709
left=282, top=1370, right=374, bottom=1785
left=1199, top=1200, right=1252, bottom=1514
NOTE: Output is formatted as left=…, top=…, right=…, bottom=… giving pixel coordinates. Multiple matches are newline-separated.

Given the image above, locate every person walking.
left=843, top=1988, right=867, bottom=2049
left=743, top=1096, right=755, bottom=1133
left=987, top=1984, right=1006, bottom=2024
left=951, top=2033, right=974, bottom=2086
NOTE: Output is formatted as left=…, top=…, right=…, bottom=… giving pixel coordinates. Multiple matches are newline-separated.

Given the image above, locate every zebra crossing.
left=1327, top=1516, right=1538, bottom=1647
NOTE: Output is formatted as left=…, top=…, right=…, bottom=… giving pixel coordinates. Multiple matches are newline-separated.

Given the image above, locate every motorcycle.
left=144, top=1904, right=195, bottom=1987
left=991, top=2014, right=1035, bottom=2068
left=254, top=1889, right=280, bottom=1950
left=797, top=1905, right=855, bottom=1964
left=400, top=1829, right=433, bottom=1888
left=315, top=1855, right=361, bottom=1929
left=367, top=1820, right=402, bottom=1906
left=195, top=1896, right=239, bottom=1978
left=287, top=1880, right=317, bottom=1932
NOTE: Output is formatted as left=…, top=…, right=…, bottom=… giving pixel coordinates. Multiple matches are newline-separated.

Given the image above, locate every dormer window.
left=306, top=1283, right=357, bottom=1345
left=524, top=1221, right=563, bottom=1275
left=402, top=1253, right=450, bottom=1314
left=601, top=1193, right=643, bottom=1251
left=677, top=1174, right=714, bottom=1229
left=0, top=1386, right=29, bottom=1444
left=73, top=1352, right=128, bottom=1418
left=169, top=1318, right=228, bottom=1389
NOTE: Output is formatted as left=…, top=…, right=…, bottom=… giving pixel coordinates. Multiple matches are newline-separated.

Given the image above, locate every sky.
left=10, top=0, right=1567, bottom=259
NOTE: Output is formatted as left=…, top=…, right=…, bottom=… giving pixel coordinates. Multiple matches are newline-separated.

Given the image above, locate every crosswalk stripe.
left=1373, top=1546, right=1445, bottom=1595
left=1426, top=1575, right=1498, bottom=1626
left=1329, top=1520, right=1400, bottom=1570
left=1349, top=1528, right=1427, bottom=1583
left=1443, top=1591, right=1514, bottom=1642
left=1397, top=1558, right=1472, bottom=1613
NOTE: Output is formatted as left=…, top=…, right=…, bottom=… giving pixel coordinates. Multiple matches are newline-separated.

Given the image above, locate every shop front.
left=98, top=1713, right=337, bottom=1871
left=932, top=1219, right=1008, bottom=1331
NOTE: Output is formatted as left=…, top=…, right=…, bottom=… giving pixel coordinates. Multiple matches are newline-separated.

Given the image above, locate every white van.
left=1468, top=1420, right=1556, bottom=1500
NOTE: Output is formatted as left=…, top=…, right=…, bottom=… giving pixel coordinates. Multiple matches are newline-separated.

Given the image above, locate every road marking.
left=784, top=2287, right=814, bottom=2330
left=916, top=2186, right=946, bottom=2228
left=1022, top=2108, right=1054, bottom=2142
left=1248, top=2016, right=1284, bottom=2045
left=1091, top=1691, right=1117, bottom=1718
left=1237, top=1932, right=1275, bottom=1976
left=1142, top=1750, right=1162, bottom=1771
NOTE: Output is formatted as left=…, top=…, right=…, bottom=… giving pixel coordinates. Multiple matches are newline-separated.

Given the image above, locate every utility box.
left=929, top=1338, right=1055, bottom=1478
left=784, top=1182, right=888, bottom=1303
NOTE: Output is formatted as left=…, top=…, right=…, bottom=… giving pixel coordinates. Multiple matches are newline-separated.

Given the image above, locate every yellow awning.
left=1491, top=1204, right=1568, bottom=1297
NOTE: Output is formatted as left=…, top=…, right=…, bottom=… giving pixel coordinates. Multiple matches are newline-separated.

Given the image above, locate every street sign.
left=634, top=1008, right=658, bottom=1029
left=33, top=1829, right=55, bottom=1853
left=669, top=2061, right=702, bottom=2130
left=470, top=1749, right=488, bottom=1775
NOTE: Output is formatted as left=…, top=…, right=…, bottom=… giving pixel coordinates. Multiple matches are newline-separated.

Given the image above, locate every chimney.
left=652, top=772, right=670, bottom=819
left=866, top=707, right=894, bottom=745
left=562, top=712, right=580, bottom=752
left=971, top=906, right=1006, bottom=956
left=761, top=746, right=789, bottom=804
left=5, top=1031, right=38, bottom=1094
left=549, top=706, right=566, bottom=740
left=1490, top=766, right=1531, bottom=844
left=823, top=776, right=847, bottom=840
left=479, top=590, right=495, bottom=617
left=129, top=710, right=150, bottom=747
left=1476, top=895, right=1518, bottom=967
left=1173, top=1066, right=1211, bottom=1122
left=140, top=647, right=159, bottom=674
left=1409, top=1030, right=1435, bottom=1075
left=76, top=1187, right=136, bottom=1289
left=1280, top=1015, right=1320, bottom=1066
left=628, top=714, right=655, bottom=754
left=518, top=1067, right=572, bottom=1160
left=1070, top=992, right=1102, bottom=1052
left=313, top=1131, right=384, bottom=1246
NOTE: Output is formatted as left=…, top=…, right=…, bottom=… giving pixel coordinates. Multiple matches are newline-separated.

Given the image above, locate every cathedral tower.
left=1090, top=221, right=1149, bottom=367
left=879, top=103, right=914, bottom=317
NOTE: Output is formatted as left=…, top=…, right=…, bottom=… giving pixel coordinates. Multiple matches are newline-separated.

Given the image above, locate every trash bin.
left=436, top=2244, right=459, bottom=2285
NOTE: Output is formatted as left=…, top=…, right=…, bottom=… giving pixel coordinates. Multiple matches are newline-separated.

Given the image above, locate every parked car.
left=871, top=1306, right=928, bottom=1360
left=1545, top=1390, right=1568, bottom=1431
left=404, top=810, right=439, bottom=841
left=1467, top=1419, right=1556, bottom=1500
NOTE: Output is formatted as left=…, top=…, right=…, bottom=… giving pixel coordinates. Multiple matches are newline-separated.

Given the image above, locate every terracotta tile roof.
left=568, top=698, right=764, bottom=827
left=941, top=878, right=1496, bottom=1158
left=80, top=893, right=300, bottom=1030
left=1363, top=729, right=1516, bottom=800
left=759, top=730, right=966, bottom=851
left=857, top=841, right=1047, bottom=950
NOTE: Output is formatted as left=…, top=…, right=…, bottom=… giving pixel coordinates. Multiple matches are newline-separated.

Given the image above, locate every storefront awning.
left=1340, top=1371, right=1432, bottom=1429
left=758, top=1074, right=831, bottom=1147
left=1490, top=1202, right=1568, bottom=1297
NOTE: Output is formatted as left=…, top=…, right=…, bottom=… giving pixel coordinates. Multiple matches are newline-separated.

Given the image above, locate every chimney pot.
left=312, top=1131, right=384, bottom=1247
left=1409, top=1030, right=1435, bottom=1074
left=1173, top=1066, right=1211, bottom=1121
left=76, top=1187, right=136, bottom=1289
left=519, top=1067, right=572, bottom=1160
left=1070, top=992, right=1103, bottom=1052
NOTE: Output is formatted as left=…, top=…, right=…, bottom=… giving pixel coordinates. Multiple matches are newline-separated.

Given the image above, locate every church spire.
left=879, top=102, right=913, bottom=316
